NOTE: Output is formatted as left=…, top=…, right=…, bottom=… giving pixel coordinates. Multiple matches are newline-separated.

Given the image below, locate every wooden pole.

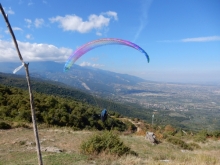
left=0, top=3, right=43, bottom=165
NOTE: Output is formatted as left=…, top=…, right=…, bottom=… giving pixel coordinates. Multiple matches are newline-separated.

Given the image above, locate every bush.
left=194, top=135, right=207, bottom=143
left=164, top=125, right=176, bottom=136
left=194, top=130, right=207, bottom=143
left=80, top=131, right=137, bottom=156
left=167, top=137, right=193, bottom=150
left=0, top=121, right=11, bottom=129
left=188, top=142, right=201, bottom=149
left=210, top=131, right=220, bottom=138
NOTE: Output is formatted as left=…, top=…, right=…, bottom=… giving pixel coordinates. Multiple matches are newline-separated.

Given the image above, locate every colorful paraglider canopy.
left=64, top=38, right=150, bottom=72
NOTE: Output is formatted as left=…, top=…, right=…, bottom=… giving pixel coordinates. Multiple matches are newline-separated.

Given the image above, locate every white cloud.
left=4, top=27, right=23, bottom=34
left=79, top=61, right=104, bottom=68
left=25, top=19, right=32, bottom=28
left=13, top=27, right=23, bottom=31
left=104, top=11, right=118, bottom=21
left=0, top=40, right=72, bottom=62
left=96, top=32, right=102, bottom=36
left=26, top=34, right=33, bottom=39
left=4, top=7, right=15, bottom=15
left=34, top=18, right=44, bottom=28
left=181, top=36, right=220, bottom=42
left=159, top=36, right=220, bottom=43
left=49, top=11, right=118, bottom=33
left=133, top=0, right=152, bottom=42
left=24, top=18, right=45, bottom=28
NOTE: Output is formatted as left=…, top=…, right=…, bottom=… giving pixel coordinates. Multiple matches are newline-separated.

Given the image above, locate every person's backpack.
left=101, top=109, right=107, bottom=122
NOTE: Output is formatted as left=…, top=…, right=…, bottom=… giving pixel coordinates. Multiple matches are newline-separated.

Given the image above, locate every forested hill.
left=0, top=72, right=153, bottom=121
left=0, top=83, right=133, bottom=130
left=0, top=72, right=190, bottom=129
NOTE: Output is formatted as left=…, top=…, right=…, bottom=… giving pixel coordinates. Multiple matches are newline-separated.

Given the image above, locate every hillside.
left=0, top=72, right=190, bottom=129
left=1, top=73, right=220, bottom=165
left=0, top=61, right=147, bottom=95
left=0, top=72, right=153, bottom=119
left=0, top=127, right=219, bottom=165
left=0, top=83, right=138, bottom=131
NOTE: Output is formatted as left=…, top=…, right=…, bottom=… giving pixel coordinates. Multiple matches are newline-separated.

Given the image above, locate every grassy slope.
left=0, top=127, right=219, bottom=165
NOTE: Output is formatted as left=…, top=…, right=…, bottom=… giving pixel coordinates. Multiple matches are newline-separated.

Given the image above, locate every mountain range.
left=1, top=61, right=220, bottom=130
left=0, top=61, right=148, bottom=96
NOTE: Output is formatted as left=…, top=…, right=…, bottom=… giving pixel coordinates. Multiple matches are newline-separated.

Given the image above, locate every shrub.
left=0, top=121, right=11, bottom=129
left=164, top=125, right=176, bottom=135
left=188, top=142, right=201, bottom=149
left=194, top=130, right=207, bottom=143
left=210, top=131, right=220, bottom=138
left=194, top=135, right=207, bottom=143
left=166, top=137, right=193, bottom=150
left=80, top=131, right=137, bottom=156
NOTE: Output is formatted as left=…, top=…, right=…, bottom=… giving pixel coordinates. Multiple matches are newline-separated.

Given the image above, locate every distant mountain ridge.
left=0, top=61, right=147, bottom=96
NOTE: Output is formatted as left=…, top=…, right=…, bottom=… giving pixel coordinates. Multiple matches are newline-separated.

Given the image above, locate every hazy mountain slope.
left=0, top=61, right=147, bottom=95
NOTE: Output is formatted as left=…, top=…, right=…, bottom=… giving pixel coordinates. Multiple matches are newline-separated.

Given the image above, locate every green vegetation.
left=0, top=127, right=220, bottom=165
left=1, top=72, right=207, bottom=130
left=0, top=73, right=154, bottom=123
left=81, top=131, right=137, bottom=156
left=0, top=121, right=11, bottom=129
left=0, top=84, right=130, bottom=131
left=193, top=129, right=220, bottom=142
left=166, top=136, right=193, bottom=150
left=1, top=73, right=220, bottom=164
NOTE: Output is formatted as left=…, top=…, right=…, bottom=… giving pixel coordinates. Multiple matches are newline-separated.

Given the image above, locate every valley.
left=1, top=61, right=220, bottom=131
left=112, top=82, right=220, bottom=131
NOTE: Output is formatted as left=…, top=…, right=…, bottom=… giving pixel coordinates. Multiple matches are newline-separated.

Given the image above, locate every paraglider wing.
left=64, top=38, right=150, bottom=71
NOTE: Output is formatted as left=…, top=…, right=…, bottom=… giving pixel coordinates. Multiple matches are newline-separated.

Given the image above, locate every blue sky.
left=0, top=0, right=220, bottom=83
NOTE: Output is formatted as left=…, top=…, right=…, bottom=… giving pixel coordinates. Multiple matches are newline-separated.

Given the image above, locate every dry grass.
left=0, top=127, right=219, bottom=165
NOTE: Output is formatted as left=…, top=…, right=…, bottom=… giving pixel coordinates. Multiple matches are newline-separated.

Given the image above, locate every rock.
left=145, top=132, right=158, bottom=144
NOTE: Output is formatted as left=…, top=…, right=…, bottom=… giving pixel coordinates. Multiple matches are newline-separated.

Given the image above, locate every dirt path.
left=117, top=117, right=143, bottom=133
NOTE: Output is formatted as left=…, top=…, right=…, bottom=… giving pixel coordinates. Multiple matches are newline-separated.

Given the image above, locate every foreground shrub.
left=0, top=121, right=11, bottom=129
left=167, top=137, right=193, bottom=150
left=81, top=131, right=137, bottom=156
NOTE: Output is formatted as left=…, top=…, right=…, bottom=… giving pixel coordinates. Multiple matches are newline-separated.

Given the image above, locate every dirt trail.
left=118, top=117, right=143, bottom=133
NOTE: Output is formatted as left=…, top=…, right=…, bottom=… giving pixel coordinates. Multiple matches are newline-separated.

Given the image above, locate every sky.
left=0, top=0, right=220, bottom=83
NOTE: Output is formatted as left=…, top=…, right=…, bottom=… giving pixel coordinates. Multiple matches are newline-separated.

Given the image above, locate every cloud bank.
left=0, top=40, right=72, bottom=62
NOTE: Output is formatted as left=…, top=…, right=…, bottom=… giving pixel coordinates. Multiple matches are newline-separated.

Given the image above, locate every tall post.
left=24, top=63, right=43, bottom=165
left=152, top=113, right=154, bottom=126
left=0, top=4, right=43, bottom=165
